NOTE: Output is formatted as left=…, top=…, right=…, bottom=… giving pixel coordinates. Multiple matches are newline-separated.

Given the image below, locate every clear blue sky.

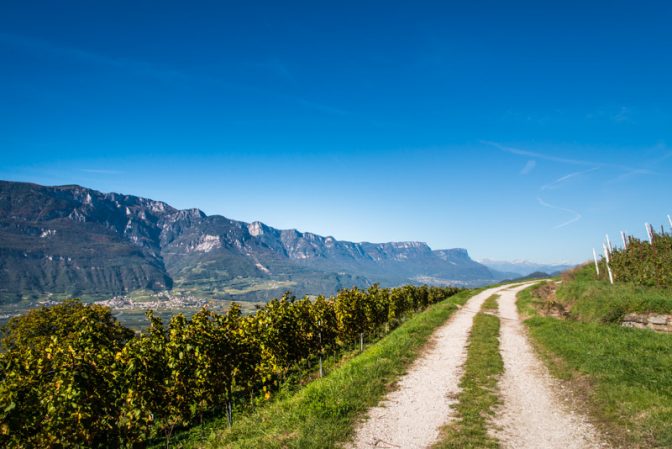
left=1, top=1, right=671, bottom=264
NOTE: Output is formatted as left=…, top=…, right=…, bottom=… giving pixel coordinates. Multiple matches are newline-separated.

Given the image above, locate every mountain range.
left=478, top=259, right=574, bottom=278
left=0, top=180, right=531, bottom=304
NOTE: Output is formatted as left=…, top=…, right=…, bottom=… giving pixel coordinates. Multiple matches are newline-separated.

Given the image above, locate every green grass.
left=518, top=274, right=672, bottom=449
left=433, top=298, right=502, bottom=449
left=162, top=289, right=477, bottom=449
left=556, top=264, right=672, bottom=323
left=481, top=294, right=500, bottom=311
left=515, top=282, right=544, bottom=318
left=525, top=317, right=672, bottom=448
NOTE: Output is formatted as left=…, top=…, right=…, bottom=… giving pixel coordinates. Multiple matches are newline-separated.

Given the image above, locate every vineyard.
left=597, top=226, right=672, bottom=288
left=0, top=284, right=460, bottom=448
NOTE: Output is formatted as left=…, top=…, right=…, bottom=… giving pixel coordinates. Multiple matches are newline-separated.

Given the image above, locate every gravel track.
left=493, top=285, right=609, bottom=449
left=346, top=286, right=509, bottom=449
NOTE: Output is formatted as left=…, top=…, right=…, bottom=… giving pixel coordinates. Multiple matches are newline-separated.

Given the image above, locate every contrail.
left=537, top=197, right=582, bottom=229
left=541, top=167, right=600, bottom=190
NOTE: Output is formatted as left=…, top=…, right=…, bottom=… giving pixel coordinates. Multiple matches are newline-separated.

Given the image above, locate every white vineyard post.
left=605, top=234, right=612, bottom=253
left=608, top=264, right=614, bottom=285
left=668, top=214, right=672, bottom=231
left=620, top=231, right=628, bottom=250
left=645, top=222, right=654, bottom=243
left=360, top=333, right=364, bottom=352
left=592, top=248, right=600, bottom=276
left=603, top=243, right=614, bottom=285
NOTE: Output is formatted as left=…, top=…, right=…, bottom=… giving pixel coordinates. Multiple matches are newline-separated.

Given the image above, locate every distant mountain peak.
left=478, top=258, right=575, bottom=278
left=479, top=257, right=574, bottom=266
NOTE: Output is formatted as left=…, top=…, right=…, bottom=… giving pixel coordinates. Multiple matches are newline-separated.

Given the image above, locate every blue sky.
left=1, top=1, right=671, bottom=263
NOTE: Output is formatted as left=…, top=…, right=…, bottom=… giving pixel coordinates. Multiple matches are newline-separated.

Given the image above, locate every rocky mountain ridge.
left=0, top=180, right=497, bottom=303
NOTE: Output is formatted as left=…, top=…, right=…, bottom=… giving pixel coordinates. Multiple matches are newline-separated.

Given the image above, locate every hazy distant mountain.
left=479, top=259, right=574, bottom=278
left=0, top=181, right=496, bottom=303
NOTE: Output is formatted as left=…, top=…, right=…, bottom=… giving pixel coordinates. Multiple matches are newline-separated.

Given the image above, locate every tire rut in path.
left=493, top=285, right=610, bottom=449
left=346, top=286, right=510, bottom=449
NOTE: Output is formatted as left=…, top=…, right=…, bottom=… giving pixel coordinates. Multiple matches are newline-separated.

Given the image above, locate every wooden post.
left=318, top=321, right=323, bottom=378
left=223, top=384, right=234, bottom=428
left=620, top=231, right=628, bottom=250
left=592, top=248, right=600, bottom=276
left=603, top=243, right=614, bottom=284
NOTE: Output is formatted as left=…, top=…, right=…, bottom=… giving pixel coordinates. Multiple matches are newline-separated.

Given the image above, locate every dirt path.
left=494, top=285, right=609, bottom=449
left=346, top=285, right=510, bottom=449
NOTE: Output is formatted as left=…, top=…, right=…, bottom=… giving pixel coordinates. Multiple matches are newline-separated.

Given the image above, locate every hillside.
left=518, top=261, right=672, bottom=448
left=0, top=180, right=496, bottom=303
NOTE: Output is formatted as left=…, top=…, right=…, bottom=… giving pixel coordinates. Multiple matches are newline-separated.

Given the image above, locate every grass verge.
left=433, top=296, right=502, bottom=449
left=518, top=282, right=672, bottom=448
left=165, top=289, right=478, bottom=449
left=481, top=294, right=500, bottom=311
left=556, top=264, right=672, bottom=323
left=515, top=282, right=544, bottom=318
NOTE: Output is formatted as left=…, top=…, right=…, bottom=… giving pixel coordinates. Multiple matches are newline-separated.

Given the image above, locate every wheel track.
left=346, top=285, right=511, bottom=449
left=493, top=285, right=609, bottom=449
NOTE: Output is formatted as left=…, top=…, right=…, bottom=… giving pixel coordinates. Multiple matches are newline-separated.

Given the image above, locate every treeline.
left=0, top=284, right=460, bottom=448
left=602, top=231, right=672, bottom=287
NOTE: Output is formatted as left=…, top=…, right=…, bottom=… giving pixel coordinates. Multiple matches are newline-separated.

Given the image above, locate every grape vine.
left=0, top=284, right=460, bottom=448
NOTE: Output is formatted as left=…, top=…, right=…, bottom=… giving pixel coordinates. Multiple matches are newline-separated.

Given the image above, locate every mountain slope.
left=0, top=180, right=496, bottom=303
left=0, top=182, right=173, bottom=302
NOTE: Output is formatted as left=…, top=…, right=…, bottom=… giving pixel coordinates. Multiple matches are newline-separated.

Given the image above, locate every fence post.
left=603, top=243, right=614, bottom=285
left=620, top=231, right=628, bottom=250
left=592, top=248, right=600, bottom=276
left=318, top=322, right=323, bottom=378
